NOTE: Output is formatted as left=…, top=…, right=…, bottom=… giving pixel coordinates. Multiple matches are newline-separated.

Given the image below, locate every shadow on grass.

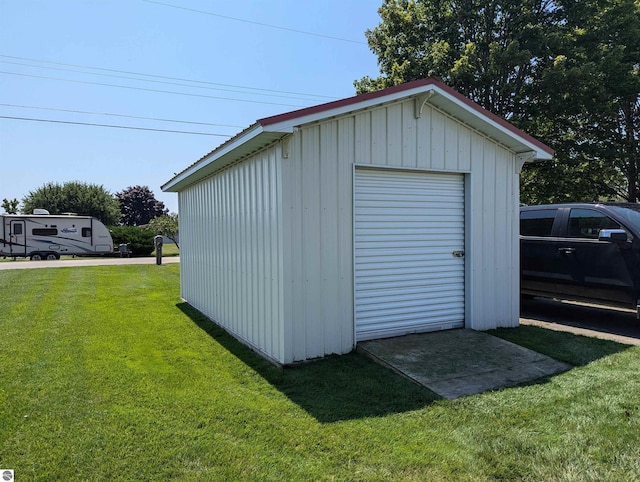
left=178, top=303, right=439, bottom=423
left=489, top=325, right=630, bottom=366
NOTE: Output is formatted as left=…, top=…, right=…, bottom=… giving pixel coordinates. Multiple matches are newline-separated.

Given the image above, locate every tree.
left=116, top=185, right=167, bottom=226
left=146, top=213, right=179, bottom=249
left=22, top=181, right=121, bottom=225
left=526, top=0, right=640, bottom=202
left=357, top=0, right=640, bottom=203
left=2, top=198, right=19, bottom=214
left=355, top=0, right=556, bottom=120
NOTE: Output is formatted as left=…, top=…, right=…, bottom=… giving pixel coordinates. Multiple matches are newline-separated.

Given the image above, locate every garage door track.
left=358, top=329, right=571, bottom=399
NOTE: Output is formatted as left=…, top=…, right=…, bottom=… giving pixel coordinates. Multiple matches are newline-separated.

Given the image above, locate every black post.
left=154, top=235, right=163, bottom=265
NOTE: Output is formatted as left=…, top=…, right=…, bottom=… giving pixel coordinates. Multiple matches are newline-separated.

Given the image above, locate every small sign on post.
left=154, top=235, right=163, bottom=265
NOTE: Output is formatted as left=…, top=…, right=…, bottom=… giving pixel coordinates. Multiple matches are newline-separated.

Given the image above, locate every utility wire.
left=0, top=54, right=338, bottom=100
left=141, top=0, right=367, bottom=45
left=0, top=115, right=233, bottom=136
left=0, top=71, right=307, bottom=108
left=0, top=103, right=243, bottom=128
left=0, top=60, right=331, bottom=102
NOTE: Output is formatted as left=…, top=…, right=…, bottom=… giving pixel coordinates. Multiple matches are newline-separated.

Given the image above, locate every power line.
left=141, top=0, right=367, bottom=45
left=0, top=60, right=332, bottom=102
left=0, top=115, right=233, bottom=136
left=0, top=103, right=245, bottom=128
left=0, top=54, right=338, bottom=100
left=0, top=71, right=307, bottom=107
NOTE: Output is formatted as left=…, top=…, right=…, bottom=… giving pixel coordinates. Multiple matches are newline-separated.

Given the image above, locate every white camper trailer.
left=1, top=210, right=113, bottom=260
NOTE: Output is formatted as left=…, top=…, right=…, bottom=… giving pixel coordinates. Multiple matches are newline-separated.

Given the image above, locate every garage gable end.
left=163, top=78, right=553, bottom=194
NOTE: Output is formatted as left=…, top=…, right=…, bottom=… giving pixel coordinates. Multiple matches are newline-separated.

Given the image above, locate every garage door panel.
left=356, top=265, right=464, bottom=279
left=356, top=284, right=464, bottom=299
left=356, top=279, right=464, bottom=294
left=356, top=238, right=463, bottom=249
left=356, top=295, right=465, bottom=315
left=356, top=280, right=463, bottom=294
left=354, top=168, right=465, bottom=341
left=357, top=230, right=464, bottom=238
left=356, top=265, right=464, bottom=278
left=357, top=304, right=465, bottom=322
left=362, top=256, right=464, bottom=275
left=357, top=317, right=464, bottom=341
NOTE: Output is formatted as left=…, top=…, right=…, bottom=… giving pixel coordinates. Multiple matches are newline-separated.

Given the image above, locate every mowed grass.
left=1, top=265, right=640, bottom=481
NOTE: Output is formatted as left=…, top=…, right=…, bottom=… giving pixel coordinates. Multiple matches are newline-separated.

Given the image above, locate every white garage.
left=162, top=78, right=553, bottom=365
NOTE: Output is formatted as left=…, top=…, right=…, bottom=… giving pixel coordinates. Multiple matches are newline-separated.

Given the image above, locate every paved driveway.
left=0, top=257, right=180, bottom=270
left=520, top=297, right=640, bottom=346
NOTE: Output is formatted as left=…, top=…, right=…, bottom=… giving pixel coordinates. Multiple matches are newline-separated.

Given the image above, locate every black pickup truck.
left=520, top=203, right=640, bottom=316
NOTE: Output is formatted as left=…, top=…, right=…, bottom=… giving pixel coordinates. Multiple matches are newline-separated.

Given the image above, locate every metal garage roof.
left=162, top=78, right=554, bottom=193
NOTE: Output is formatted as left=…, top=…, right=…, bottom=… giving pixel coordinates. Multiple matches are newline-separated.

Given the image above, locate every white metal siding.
left=178, top=145, right=285, bottom=363
left=281, top=122, right=355, bottom=362
left=466, top=138, right=521, bottom=329
left=354, top=168, right=465, bottom=341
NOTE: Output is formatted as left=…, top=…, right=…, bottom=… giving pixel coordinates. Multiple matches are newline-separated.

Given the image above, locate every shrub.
left=109, top=226, right=155, bottom=256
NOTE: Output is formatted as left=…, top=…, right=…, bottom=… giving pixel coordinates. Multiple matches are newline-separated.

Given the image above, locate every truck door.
left=10, top=220, right=26, bottom=256
left=556, top=208, right=634, bottom=305
left=520, top=207, right=565, bottom=295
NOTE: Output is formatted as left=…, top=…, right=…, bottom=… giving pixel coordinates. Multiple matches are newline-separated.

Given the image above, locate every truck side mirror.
left=598, top=229, right=629, bottom=243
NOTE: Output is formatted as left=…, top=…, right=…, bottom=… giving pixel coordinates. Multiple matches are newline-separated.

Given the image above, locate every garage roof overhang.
left=162, top=78, right=554, bottom=192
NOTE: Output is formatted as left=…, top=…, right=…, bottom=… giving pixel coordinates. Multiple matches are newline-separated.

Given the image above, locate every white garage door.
left=354, top=168, right=465, bottom=341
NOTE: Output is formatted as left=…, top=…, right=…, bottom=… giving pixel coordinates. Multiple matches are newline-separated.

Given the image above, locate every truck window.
left=568, top=209, right=620, bottom=239
left=520, top=209, right=558, bottom=236
left=82, top=228, right=91, bottom=237
left=32, top=228, right=58, bottom=236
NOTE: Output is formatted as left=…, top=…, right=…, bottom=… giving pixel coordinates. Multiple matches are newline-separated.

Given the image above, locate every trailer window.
left=32, top=228, right=58, bottom=236
left=12, top=224, right=23, bottom=235
left=82, top=228, right=91, bottom=237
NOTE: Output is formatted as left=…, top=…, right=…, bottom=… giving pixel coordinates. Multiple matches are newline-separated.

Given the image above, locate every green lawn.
left=1, top=265, right=639, bottom=481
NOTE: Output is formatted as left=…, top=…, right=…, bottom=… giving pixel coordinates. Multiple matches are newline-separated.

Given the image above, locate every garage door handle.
left=557, top=247, right=576, bottom=255
left=452, top=250, right=465, bottom=258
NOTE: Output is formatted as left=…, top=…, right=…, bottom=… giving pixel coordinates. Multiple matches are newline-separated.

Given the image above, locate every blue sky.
left=0, top=0, right=382, bottom=214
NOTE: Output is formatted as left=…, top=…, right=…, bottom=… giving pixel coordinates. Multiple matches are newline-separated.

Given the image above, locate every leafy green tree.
left=357, top=0, right=640, bottom=203
left=146, top=213, right=179, bottom=249
left=116, top=185, right=167, bottom=226
left=355, top=0, right=555, bottom=120
left=2, top=198, right=19, bottom=214
left=526, top=0, right=640, bottom=202
left=22, top=181, right=121, bottom=225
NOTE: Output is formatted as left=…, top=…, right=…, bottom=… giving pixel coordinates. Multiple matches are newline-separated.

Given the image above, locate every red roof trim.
left=258, top=78, right=437, bottom=127
left=258, top=77, right=553, bottom=156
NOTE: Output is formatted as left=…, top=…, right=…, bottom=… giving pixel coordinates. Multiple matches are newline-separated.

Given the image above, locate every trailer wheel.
left=30, top=253, right=44, bottom=261
left=45, top=253, right=60, bottom=260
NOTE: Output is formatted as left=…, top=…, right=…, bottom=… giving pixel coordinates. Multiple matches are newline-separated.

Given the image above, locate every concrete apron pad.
left=357, top=329, right=571, bottom=399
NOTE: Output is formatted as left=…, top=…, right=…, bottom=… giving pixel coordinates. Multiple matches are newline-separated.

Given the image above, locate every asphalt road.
left=520, top=297, right=640, bottom=346
left=0, top=256, right=180, bottom=270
